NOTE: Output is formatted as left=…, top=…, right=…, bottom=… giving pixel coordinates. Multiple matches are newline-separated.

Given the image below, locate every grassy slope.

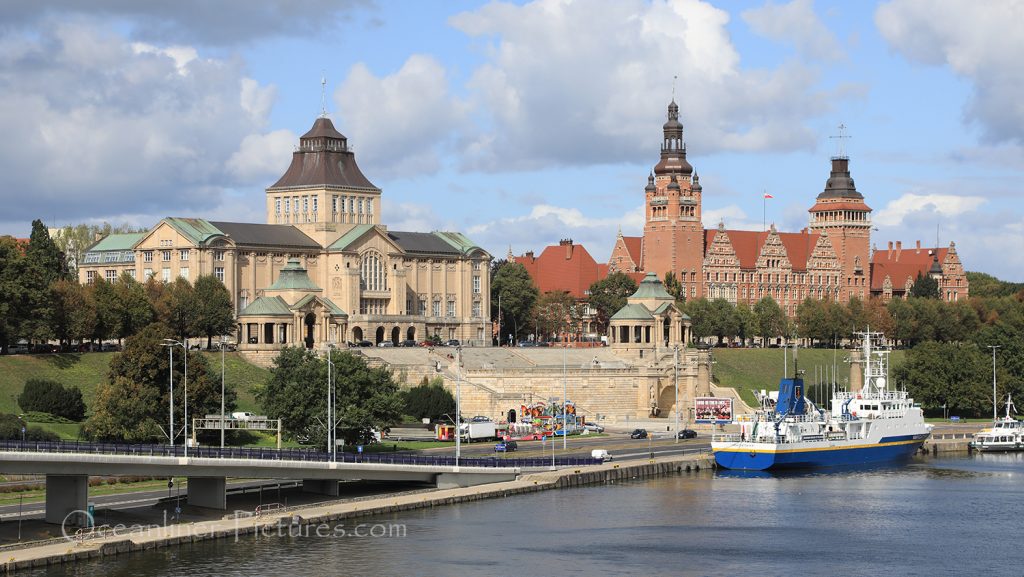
left=712, top=348, right=905, bottom=407
left=0, top=352, right=271, bottom=439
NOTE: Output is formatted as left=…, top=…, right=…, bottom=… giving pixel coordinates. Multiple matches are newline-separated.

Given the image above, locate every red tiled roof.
left=513, top=242, right=604, bottom=298
left=808, top=200, right=872, bottom=212
left=705, top=229, right=820, bottom=271
left=870, top=246, right=948, bottom=290
left=622, top=236, right=642, bottom=266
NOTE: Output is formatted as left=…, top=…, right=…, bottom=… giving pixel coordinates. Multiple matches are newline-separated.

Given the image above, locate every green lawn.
left=712, top=347, right=906, bottom=407
left=196, top=352, right=271, bottom=413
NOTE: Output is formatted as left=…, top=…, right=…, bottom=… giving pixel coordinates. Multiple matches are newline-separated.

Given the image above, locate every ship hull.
left=713, top=436, right=928, bottom=471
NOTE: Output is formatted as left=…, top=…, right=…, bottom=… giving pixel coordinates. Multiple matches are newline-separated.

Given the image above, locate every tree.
left=491, top=262, right=538, bottom=344
left=588, top=272, right=638, bottom=332
left=83, top=376, right=164, bottom=442
left=158, top=277, right=197, bottom=341
left=709, top=298, right=739, bottom=345
left=893, top=341, right=1015, bottom=417
left=663, top=271, right=683, bottom=301
left=0, top=236, right=27, bottom=352
left=0, top=414, right=59, bottom=441
left=88, top=278, right=119, bottom=345
left=18, top=379, right=86, bottom=421
left=53, top=222, right=147, bottom=275
left=532, top=290, right=578, bottom=342
left=796, top=298, right=828, bottom=345
left=21, top=220, right=69, bottom=342
left=258, top=347, right=403, bottom=446
left=753, top=297, right=785, bottom=346
left=403, top=377, right=456, bottom=422
left=734, top=302, right=755, bottom=345
left=910, top=272, right=939, bottom=299
left=685, top=298, right=713, bottom=342
left=49, top=279, right=96, bottom=348
left=191, top=275, right=234, bottom=348
left=114, top=273, right=153, bottom=342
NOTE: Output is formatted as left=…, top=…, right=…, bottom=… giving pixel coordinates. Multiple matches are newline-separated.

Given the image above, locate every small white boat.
left=971, top=395, right=1024, bottom=452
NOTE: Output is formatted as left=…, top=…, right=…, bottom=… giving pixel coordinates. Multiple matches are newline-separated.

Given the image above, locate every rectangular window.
left=303, top=196, right=308, bottom=213
left=127, top=269, right=136, bottom=280
left=332, top=196, right=338, bottom=213
left=215, top=267, right=224, bottom=282
left=473, top=275, right=481, bottom=293
left=162, top=250, right=171, bottom=262
left=214, top=250, right=225, bottom=261
left=162, top=268, right=171, bottom=282
left=86, top=270, right=95, bottom=284
left=143, top=251, right=153, bottom=263
left=284, top=198, right=290, bottom=213
left=144, top=268, right=153, bottom=279
left=447, top=300, right=456, bottom=318
left=348, top=198, right=354, bottom=214
left=180, top=267, right=189, bottom=280
left=472, top=301, right=481, bottom=318
left=358, top=198, right=364, bottom=214
left=105, top=269, right=117, bottom=282
left=432, top=300, right=441, bottom=317
left=312, top=197, right=318, bottom=213
left=419, top=298, right=426, bottom=315
left=275, top=198, right=281, bottom=215
left=367, top=200, right=373, bottom=215
left=179, top=249, right=189, bottom=261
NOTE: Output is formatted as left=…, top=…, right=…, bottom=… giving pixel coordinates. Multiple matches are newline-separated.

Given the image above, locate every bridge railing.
left=0, top=440, right=600, bottom=468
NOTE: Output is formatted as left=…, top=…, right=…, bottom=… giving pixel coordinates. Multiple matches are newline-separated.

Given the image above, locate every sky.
left=0, top=0, right=1021, bottom=281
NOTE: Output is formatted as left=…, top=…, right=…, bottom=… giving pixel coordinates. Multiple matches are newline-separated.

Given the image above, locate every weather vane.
left=320, top=73, right=328, bottom=118
left=829, top=123, right=851, bottom=158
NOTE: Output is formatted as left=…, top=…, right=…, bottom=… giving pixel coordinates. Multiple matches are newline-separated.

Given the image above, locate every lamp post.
left=325, top=342, right=336, bottom=461
left=163, top=339, right=188, bottom=457
left=562, top=341, right=567, bottom=451
left=167, top=345, right=174, bottom=446
left=989, top=345, right=1000, bottom=421
left=674, top=344, right=680, bottom=444
left=218, top=337, right=233, bottom=449
left=455, top=346, right=462, bottom=467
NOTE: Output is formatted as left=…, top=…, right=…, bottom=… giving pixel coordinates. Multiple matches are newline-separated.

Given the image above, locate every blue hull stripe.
left=714, top=441, right=924, bottom=471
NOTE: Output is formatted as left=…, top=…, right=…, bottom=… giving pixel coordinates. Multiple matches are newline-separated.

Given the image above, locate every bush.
left=0, top=414, right=60, bottom=441
left=18, top=379, right=87, bottom=421
left=402, top=378, right=455, bottom=423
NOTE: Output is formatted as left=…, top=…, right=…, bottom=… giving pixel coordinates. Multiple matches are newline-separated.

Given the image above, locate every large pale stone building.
left=78, top=116, right=492, bottom=349
left=609, top=100, right=969, bottom=315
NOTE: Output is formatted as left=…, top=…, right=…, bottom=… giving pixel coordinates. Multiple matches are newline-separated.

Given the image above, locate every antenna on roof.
left=829, top=123, right=850, bottom=159
left=672, top=75, right=678, bottom=101
left=320, top=72, right=328, bottom=118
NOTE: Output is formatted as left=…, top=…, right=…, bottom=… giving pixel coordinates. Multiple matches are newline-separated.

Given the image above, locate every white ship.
left=970, top=395, right=1024, bottom=452
left=712, top=331, right=933, bottom=470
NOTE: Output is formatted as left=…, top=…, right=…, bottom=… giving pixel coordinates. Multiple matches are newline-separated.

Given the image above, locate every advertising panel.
left=695, top=397, right=733, bottom=424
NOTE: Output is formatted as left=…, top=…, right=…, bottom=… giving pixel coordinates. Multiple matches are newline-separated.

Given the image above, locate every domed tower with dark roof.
left=642, top=99, right=705, bottom=298
left=265, top=114, right=382, bottom=246
left=807, top=125, right=873, bottom=301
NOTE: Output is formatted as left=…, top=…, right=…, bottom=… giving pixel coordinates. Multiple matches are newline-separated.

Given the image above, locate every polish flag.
left=763, top=193, right=774, bottom=199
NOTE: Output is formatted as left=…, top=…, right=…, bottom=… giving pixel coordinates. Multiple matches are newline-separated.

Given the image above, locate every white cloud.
left=381, top=200, right=445, bottom=233
left=227, top=130, right=296, bottom=184
left=873, top=192, right=987, bottom=227
left=439, top=0, right=833, bottom=172
left=876, top=0, right=1024, bottom=144
left=742, top=0, right=843, bottom=62
left=0, top=22, right=277, bottom=226
left=336, top=55, right=469, bottom=178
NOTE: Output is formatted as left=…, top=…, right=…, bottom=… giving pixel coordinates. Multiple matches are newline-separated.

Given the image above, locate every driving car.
left=582, top=423, right=605, bottom=433
left=494, top=440, right=518, bottom=453
left=630, top=428, right=648, bottom=439
left=378, top=341, right=394, bottom=347
left=399, top=339, right=418, bottom=347
left=677, top=429, right=698, bottom=439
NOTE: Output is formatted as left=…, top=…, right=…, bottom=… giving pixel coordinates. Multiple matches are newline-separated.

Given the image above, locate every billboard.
left=695, top=397, right=733, bottom=424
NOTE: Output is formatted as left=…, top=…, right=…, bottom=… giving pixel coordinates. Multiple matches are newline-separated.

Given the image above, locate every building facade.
left=78, top=116, right=492, bottom=349
left=609, top=100, right=969, bottom=313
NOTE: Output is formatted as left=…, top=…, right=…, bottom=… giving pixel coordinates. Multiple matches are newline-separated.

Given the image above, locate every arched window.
left=360, top=251, right=388, bottom=291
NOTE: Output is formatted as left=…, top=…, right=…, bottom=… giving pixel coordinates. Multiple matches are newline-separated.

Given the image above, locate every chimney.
left=560, top=238, right=574, bottom=259
left=525, top=251, right=534, bottom=260
left=916, top=240, right=921, bottom=253
left=887, top=241, right=892, bottom=259
left=895, top=241, right=902, bottom=260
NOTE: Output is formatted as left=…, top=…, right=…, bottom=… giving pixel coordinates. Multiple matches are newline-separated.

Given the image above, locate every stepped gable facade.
left=78, top=115, right=492, bottom=349
left=608, top=100, right=968, bottom=314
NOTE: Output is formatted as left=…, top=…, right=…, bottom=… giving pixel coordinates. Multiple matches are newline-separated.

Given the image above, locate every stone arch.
left=375, top=326, right=385, bottom=344
left=406, top=326, right=416, bottom=341
left=391, top=326, right=400, bottom=344
left=352, top=326, right=364, bottom=342
left=303, top=313, right=315, bottom=349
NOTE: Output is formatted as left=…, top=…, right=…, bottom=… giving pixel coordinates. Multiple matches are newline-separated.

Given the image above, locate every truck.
left=459, top=421, right=497, bottom=442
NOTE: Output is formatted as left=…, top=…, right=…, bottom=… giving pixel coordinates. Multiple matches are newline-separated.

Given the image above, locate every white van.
left=231, top=412, right=254, bottom=420
left=591, top=449, right=611, bottom=461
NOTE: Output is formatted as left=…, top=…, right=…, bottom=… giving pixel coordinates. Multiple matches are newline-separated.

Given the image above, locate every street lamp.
left=218, top=337, right=233, bottom=449
left=162, top=339, right=188, bottom=458
left=562, top=341, right=567, bottom=451
left=989, top=345, right=1000, bottom=421
left=324, top=342, right=336, bottom=461
left=673, top=344, right=680, bottom=444
left=455, top=345, right=462, bottom=467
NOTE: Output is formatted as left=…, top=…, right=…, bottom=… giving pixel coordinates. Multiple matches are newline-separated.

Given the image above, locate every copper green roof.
left=163, top=218, right=224, bottom=245
left=432, top=231, right=486, bottom=255
left=293, top=294, right=348, bottom=316
left=266, top=258, right=321, bottom=291
left=87, top=232, right=147, bottom=252
left=328, top=224, right=375, bottom=251
left=237, top=296, right=292, bottom=317
left=610, top=303, right=654, bottom=321
left=630, top=272, right=674, bottom=300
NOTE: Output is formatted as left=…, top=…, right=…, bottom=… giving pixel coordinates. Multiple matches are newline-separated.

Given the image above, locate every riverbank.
left=0, top=452, right=712, bottom=573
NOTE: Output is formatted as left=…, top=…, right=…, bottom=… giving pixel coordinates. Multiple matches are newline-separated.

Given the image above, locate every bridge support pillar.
left=45, top=474, right=89, bottom=526
left=436, top=471, right=518, bottom=489
left=302, top=479, right=340, bottom=496
left=187, top=477, right=227, bottom=509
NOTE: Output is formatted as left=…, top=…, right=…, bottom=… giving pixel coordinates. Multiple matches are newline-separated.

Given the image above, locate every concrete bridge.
left=0, top=442, right=526, bottom=525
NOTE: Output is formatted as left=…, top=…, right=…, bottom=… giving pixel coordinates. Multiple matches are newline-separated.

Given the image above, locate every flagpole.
left=763, top=190, right=766, bottom=232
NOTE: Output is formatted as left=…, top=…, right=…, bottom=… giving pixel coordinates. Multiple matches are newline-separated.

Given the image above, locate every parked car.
left=100, top=343, right=120, bottom=352
left=356, top=340, right=373, bottom=347
left=399, top=339, right=418, bottom=347
left=494, top=440, right=518, bottom=453
left=7, top=343, right=30, bottom=354
left=591, top=449, right=612, bottom=461
left=582, top=423, right=605, bottom=433
left=471, top=415, right=492, bottom=422
left=378, top=341, right=394, bottom=347
left=677, top=429, right=698, bottom=440
left=445, top=339, right=460, bottom=347
left=517, top=341, right=537, bottom=347
left=31, top=343, right=59, bottom=354
left=630, top=428, right=648, bottom=439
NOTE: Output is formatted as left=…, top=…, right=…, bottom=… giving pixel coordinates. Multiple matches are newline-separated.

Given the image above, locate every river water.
left=27, top=453, right=1024, bottom=577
